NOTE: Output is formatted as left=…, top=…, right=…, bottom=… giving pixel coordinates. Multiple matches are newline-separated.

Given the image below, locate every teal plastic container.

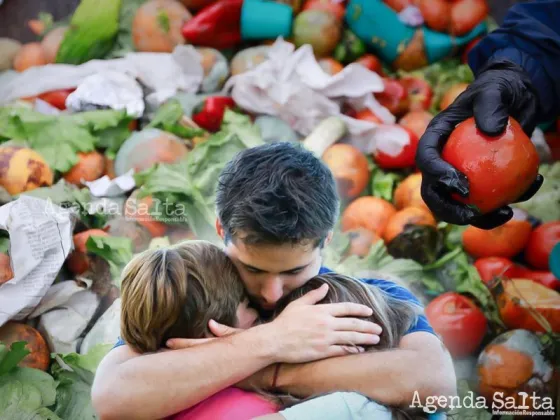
left=345, top=0, right=487, bottom=66
left=240, top=0, right=293, bottom=41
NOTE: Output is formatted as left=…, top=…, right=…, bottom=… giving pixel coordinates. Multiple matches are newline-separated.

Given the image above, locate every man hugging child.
left=119, top=240, right=431, bottom=420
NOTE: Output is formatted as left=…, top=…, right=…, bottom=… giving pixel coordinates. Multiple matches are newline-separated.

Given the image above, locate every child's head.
left=120, top=240, right=257, bottom=354
left=273, top=273, right=422, bottom=350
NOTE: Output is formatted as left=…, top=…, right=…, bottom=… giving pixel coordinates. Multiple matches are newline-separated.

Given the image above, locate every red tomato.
left=38, top=88, right=75, bottom=110
left=462, top=37, right=481, bottom=64
left=425, top=292, right=487, bottom=358
left=374, top=78, right=409, bottom=116
left=373, top=126, right=419, bottom=169
left=474, top=257, right=516, bottom=284
left=525, top=221, right=560, bottom=270
left=355, top=54, right=384, bottom=75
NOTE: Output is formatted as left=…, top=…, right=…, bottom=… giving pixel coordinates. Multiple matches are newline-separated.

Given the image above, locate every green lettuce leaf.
left=0, top=342, right=59, bottom=419
left=50, top=344, right=112, bottom=420
left=136, top=110, right=264, bottom=242
left=86, top=236, right=134, bottom=283
left=513, top=162, right=560, bottom=222
left=370, top=163, right=404, bottom=201
left=0, top=107, right=130, bottom=173
left=148, top=99, right=205, bottom=139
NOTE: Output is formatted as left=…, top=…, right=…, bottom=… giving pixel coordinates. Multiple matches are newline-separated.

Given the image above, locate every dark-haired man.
left=92, top=143, right=455, bottom=420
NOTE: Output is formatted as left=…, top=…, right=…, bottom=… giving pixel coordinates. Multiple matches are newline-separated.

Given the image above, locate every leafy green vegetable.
left=136, top=110, right=265, bottom=242
left=514, top=162, right=560, bottom=222
left=0, top=107, right=130, bottom=173
left=398, top=58, right=474, bottom=113
left=96, top=122, right=134, bottom=160
left=86, top=236, right=134, bottom=283
left=50, top=344, right=112, bottom=419
left=148, top=99, right=205, bottom=139
left=106, top=0, right=148, bottom=58
left=370, top=163, right=404, bottom=201
left=0, top=342, right=60, bottom=419
left=56, top=0, right=122, bottom=64
left=21, top=180, right=108, bottom=229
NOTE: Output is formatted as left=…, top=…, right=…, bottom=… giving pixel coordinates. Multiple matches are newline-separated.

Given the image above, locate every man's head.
left=215, top=142, right=340, bottom=311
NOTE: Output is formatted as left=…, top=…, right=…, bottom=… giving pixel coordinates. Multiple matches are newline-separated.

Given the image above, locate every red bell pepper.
left=181, top=0, right=243, bottom=50
left=192, top=96, right=237, bottom=132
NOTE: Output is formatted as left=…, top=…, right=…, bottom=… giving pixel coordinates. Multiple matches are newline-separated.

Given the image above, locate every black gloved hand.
left=416, top=59, right=544, bottom=230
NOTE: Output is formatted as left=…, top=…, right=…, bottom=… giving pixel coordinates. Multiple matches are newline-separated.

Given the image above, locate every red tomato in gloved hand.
left=425, top=292, right=487, bottom=358
left=373, top=125, right=419, bottom=169
left=525, top=221, right=560, bottom=270
left=38, top=88, right=75, bottom=110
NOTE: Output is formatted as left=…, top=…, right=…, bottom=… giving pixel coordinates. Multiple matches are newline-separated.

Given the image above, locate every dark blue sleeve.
left=360, top=278, right=435, bottom=336
left=468, top=0, right=560, bottom=122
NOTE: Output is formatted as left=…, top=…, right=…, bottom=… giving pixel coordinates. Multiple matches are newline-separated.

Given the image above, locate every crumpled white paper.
left=65, top=71, right=145, bottom=118
left=0, top=45, right=204, bottom=110
left=84, top=169, right=136, bottom=198
left=224, top=38, right=409, bottom=156
left=0, top=196, right=74, bottom=327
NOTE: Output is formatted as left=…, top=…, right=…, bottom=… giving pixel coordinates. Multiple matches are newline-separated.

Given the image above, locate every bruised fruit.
left=398, top=110, right=433, bottom=139
left=346, top=228, right=381, bottom=258
left=393, top=173, right=429, bottom=211
left=0, top=322, right=50, bottom=371
left=450, top=0, right=489, bottom=36
left=399, top=77, right=433, bottom=112
left=341, top=196, right=397, bottom=236
left=63, top=151, right=106, bottom=186
left=476, top=329, right=555, bottom=410
left=439, top=82, right=468, bottom=110
left=490, top=278, right=560, bottom=333
left=392, top=30, right=428, bottom=71
left=125, top=190, right=168, bottom=238
left=416, top=0, right=451, bottom=33
left=0, top=253, right=13, bottom=285
left=322, top=144, right=370, bottom=200
left=0, top=146, right=54, bottom=195
left=105, top=217, right=152, bottom=253
left=293, top=10, right=342, bottom=58
left=425, top=292, right=487, bottom=358
left=462, top=219, right=532, bottom=259
left=133, top=0, right=192, bottom=52
left=374, top=78, right=409, bottom=116
left=114, top=129, right=189, bottom=176
left=524, top=221, right=560, bottom=271
left=442, top=117, right=540, bottom=214
left=67, top=229, right=110, bottom=275
left=383, top=207, right=436, bottom=243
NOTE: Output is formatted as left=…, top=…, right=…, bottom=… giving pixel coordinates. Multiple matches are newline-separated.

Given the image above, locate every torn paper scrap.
left=0, top=45, right=204, bottom=107
left=65, top=71, right=145, bottom=118
left=0, top=196, right=74, bottom=327
left=84, top=169, right=136, bottom=197
left=223, top=38, right=401, bottom=155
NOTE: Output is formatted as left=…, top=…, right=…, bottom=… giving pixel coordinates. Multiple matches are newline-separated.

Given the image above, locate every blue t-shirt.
left=113, top=267, right=434, bottom=348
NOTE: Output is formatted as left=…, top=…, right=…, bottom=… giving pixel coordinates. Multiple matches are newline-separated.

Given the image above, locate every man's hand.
left=169, top=285, right=379, bottom=364
left=259, top=283, right=380, bottom=363
left=416, top=58, right=543, bottom=230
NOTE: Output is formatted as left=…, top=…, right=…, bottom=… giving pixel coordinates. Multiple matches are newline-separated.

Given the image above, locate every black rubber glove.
left=416, top=59, right=544, bottom=230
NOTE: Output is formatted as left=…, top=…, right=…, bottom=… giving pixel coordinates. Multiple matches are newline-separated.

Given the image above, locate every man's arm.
left=270, top=332, right=457, bottom=408
left=92, top=328, right=277, bottom=420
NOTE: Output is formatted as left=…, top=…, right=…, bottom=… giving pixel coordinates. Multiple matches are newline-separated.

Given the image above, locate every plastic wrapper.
left=254, top=115, right=300, bottom=143
left=80, top=298, right=121, bottom=355
left=65, top=71, right=145, bottom=118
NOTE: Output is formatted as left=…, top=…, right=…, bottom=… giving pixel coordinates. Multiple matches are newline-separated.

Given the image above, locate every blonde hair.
left=120, top=240, right=245, bottom=354
left=270, top=273, right=428, bottom=420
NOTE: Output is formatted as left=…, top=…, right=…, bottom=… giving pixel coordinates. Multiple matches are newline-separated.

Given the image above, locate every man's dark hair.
left=216, top=142, right=340, bottom=246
